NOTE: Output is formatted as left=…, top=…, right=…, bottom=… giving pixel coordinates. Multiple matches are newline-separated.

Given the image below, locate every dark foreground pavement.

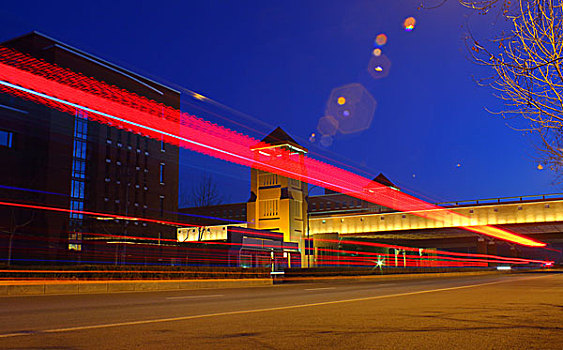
left=0, top=273, right=561, bottom=349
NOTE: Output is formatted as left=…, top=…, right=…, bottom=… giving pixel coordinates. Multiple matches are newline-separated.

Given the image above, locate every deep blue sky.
left=0, top=0, right=558, bottom=205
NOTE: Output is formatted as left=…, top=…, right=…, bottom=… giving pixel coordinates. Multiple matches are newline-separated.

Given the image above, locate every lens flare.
left=325, top=83, right=376, bottom=135
left=403, top=17, right=416, bottom=31
left=372, top=48, right=382, bottom=57
left=317, top=115, right=339, bottom=136
left=368, top=54, right=391, bottom=79
left=320, top=135, right=333, bottom=147
left=375, top=33, right=387, bottom=46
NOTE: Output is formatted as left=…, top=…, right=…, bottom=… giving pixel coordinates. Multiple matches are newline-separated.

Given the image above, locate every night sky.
left=0, top=0, right=558, bottom=206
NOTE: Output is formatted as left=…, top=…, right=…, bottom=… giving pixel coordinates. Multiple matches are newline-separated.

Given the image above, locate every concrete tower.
left=247, top=127, right=308, bottom=264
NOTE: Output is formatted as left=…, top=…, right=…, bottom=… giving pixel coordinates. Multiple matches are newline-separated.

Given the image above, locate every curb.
left=0, top=278, right=273, bottom=297
left=279, top=270, right=508, bottom=284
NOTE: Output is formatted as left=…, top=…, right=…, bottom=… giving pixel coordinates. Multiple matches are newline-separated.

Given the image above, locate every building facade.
left=0, top=32, right=179, bottom=264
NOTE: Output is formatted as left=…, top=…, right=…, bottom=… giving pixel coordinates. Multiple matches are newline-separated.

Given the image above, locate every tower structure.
left=246, top=127, right=308, bottom=264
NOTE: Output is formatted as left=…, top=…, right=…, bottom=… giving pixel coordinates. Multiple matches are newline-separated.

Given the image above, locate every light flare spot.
left=375, top=33, right=387, bottom=46
left=403, top=17, right=416, bottom=31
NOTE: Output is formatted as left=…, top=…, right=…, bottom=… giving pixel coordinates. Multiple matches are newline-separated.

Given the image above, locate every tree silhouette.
left=189, top=174, right=224, bottom=207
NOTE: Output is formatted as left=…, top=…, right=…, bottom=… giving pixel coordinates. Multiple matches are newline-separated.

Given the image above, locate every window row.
left=0, top=130, right=14, bottom=148
left=71, top=179, right=85, bottom=200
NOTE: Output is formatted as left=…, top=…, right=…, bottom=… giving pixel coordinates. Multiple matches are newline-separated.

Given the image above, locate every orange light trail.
left=0, top=46, right=547, bottom=247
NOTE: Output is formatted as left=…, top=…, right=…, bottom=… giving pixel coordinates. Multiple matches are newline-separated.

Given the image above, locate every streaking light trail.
left=0, top=201, right=194, bottom=228
left=0, top=46, right=547, bottom=247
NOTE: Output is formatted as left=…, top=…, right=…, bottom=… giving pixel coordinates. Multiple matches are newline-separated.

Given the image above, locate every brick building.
left=0, top=32, right=179, bottom=264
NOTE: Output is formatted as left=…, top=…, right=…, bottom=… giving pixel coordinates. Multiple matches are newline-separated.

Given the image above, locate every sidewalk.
left=0, top=278, right=273, bottom=297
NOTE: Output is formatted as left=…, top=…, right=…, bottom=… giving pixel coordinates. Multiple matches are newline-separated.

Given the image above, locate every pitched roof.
left=2, top=31, right=180, bottom=95
left=257, top=127, right=308, bottom=152
left=372, top=173, right=398, bottom=189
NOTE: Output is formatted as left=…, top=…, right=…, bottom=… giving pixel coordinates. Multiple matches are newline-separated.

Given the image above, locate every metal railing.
left=434, top=193, right=563, bottom=207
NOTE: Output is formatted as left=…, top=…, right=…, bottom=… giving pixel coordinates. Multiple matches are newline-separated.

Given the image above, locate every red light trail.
left=0, top=203, right=553, bottom=268
left=0, top=200, right=195, bottom=228
left=0, top=46, right=547, bottom=247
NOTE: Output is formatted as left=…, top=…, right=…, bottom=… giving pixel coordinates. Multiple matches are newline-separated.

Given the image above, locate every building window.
left=160, top=163, right=165, bottom=184
left=72, top=159, right=86, bottom=179
left=0, top=130, right=14, bottom=148
left=159, top=195, right=165, bottom=217
left=69, top=110, right=88, bottom=235
left=259, top=173, right=278, bottom=187
left=161, top=138, right=166, bottom=152
left=74, top=116, right=88, bottom=139
left=73, top=140, right=87, bottom=159
left=259, top=199, right=279, bottom=218
left=69, top=200, right=84, bottom=220
left=71, top=180, right=85, bottom=199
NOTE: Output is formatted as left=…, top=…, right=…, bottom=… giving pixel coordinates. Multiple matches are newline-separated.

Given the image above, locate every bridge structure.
left=308, top=194, right=563, bottom=264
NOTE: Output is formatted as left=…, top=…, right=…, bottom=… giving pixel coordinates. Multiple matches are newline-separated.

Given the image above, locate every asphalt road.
left=0, top=273, right=561, bottom=349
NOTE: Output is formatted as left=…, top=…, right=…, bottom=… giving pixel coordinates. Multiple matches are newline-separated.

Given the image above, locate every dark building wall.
left=0, top=92, right=76, bottom=262
left=0, top=32, right=180, bottom=263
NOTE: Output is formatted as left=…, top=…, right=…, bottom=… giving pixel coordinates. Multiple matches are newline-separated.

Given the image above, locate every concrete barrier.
left=6, top=284, right=45, bottom=296
left=0, top=278, right=273, bottom=297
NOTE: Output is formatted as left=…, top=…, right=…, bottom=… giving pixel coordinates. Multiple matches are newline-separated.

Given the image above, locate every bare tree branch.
left=422, top=0, right=563, bottom=179
left=189, top=174, right=224, bottom=207
left=464, top=0, right=563, bottom=177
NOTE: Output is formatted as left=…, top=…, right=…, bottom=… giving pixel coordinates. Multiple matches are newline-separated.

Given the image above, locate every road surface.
left=0, top=273, right=561, bottom=349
